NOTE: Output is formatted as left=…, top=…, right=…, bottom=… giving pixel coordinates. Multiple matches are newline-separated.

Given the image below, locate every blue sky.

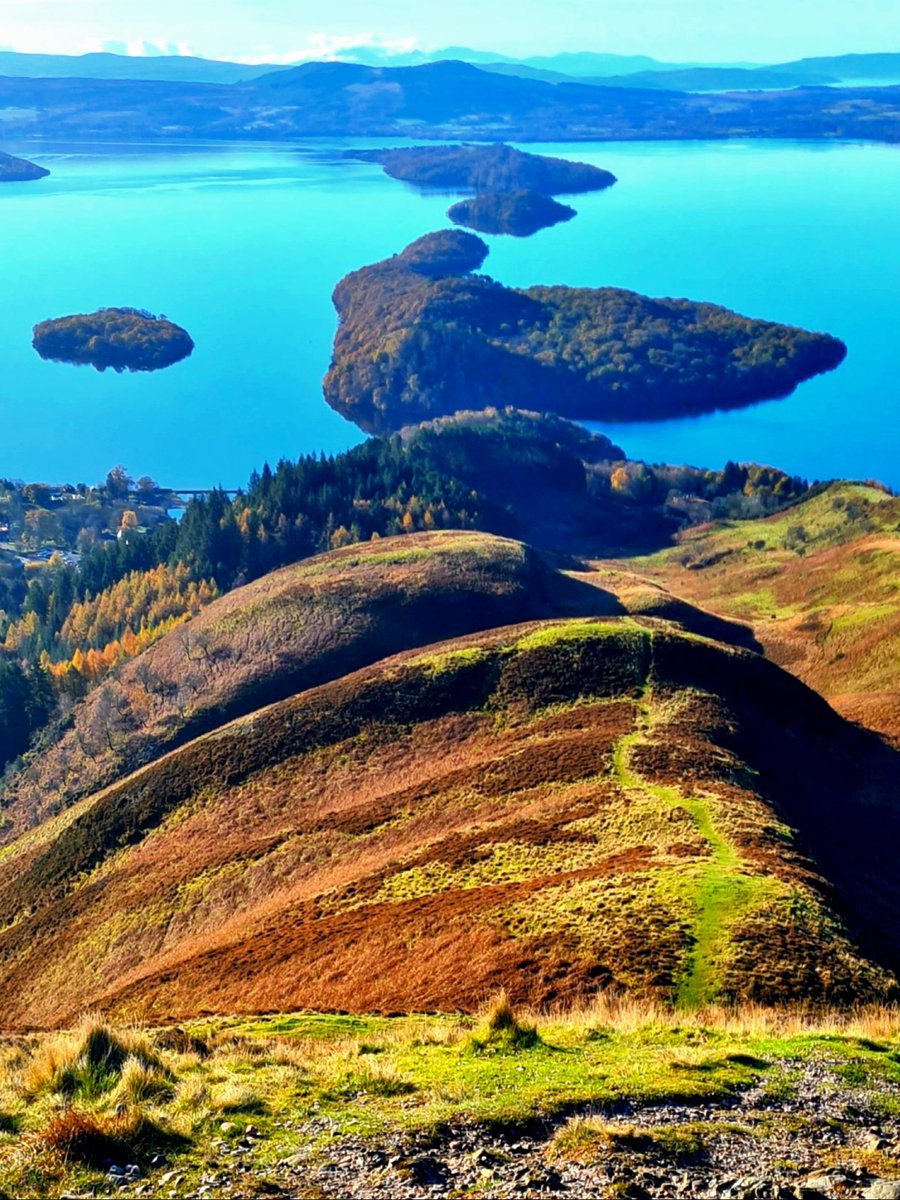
left=0, top=0, right=897, bottom=63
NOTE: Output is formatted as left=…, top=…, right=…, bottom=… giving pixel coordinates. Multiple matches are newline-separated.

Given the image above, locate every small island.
left=349, top=143, right=617, bottom=196
left=324, top=234, right=847, bottom=435
left=398, top=229, right=490, bottom=277
left=32, top=308, right=195, bottom=373
left=0, top=151, right=50, bottom=183
left=448, top=191, right=577, bottom=237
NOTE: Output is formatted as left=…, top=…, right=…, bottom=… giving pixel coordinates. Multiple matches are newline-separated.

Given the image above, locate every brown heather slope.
left=620, top=483, right=900, bottom=743
left=1, top=531, right=755, bottom=845
left=0, top=532, right=575, bottom=841
left=0, top=617, right=896, bottom=1028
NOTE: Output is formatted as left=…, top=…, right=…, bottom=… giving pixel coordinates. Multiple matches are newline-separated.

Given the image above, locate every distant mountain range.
left=0, top=50, right=284, bottom=84
left=1, top=46, right=899, bottom=90
left=1, top=59, right=899, bottom=144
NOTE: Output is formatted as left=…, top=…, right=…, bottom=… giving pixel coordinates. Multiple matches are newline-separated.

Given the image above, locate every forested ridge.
left=4, top=63, right=900, bottom=143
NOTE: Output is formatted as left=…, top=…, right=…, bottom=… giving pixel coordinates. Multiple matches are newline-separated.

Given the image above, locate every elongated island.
left=448, top=191, right=577, bottom=236
left=349, top=143, right=617, bottom=195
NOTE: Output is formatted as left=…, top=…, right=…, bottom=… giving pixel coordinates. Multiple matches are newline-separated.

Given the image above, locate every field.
left=0, top=496, right=897, bottom=1196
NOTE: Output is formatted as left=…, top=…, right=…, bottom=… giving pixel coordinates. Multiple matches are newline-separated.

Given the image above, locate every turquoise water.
left=2, top=138, right=898, bottom=488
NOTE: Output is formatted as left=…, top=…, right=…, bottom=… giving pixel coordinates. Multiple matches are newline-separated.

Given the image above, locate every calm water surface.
left=2, top=137, right=898, bottom=488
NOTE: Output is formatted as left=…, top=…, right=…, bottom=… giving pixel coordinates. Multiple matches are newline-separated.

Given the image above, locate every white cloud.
left=89, top=37, right=197, bottom=57
left=238, top=32, right=421, bottom=66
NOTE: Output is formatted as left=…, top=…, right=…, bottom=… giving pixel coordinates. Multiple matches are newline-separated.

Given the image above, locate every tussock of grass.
left=209, top=1080, right=267, bottom=1114
left=37, top=1107, right=133, bottom=1166
left=114, top=1055, right=175, bottom=1105
left=468, top=991, right=540, bottom=1051
left=21, top=1015, right=161, bottom=1102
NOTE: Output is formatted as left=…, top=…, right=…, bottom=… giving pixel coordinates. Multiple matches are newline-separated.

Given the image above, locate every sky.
left=0, top=0, right=897, bottom=64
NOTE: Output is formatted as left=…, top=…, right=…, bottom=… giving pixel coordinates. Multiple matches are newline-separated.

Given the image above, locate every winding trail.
left=610, top=631, right=754, bottom=1007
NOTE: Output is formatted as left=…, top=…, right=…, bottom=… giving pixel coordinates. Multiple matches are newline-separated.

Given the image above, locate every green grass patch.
left=513, top=619, right=643, bottom=653
left=7, top=1010, right=900, bottom=1198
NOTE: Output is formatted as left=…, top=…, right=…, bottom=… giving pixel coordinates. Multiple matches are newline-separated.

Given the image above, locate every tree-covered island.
left=32, top=308, right=194, bottom=372
left=397, top=229, right=491, bottom=276
left=324, top=230, right=847, bottom=435
left=0, top=150, right=50, bottom=182
left=448, top=190, right=577, bottom=236
left=348, top=142, right=617, bottom=195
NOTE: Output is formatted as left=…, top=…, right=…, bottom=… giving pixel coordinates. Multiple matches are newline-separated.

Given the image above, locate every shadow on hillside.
left=540, top=553, right=763, bottom=655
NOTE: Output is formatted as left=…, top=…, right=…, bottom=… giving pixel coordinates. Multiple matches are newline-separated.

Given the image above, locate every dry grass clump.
left=544, top=993, right=900, bottom=1041
left=550, top=1115, right=707, bottom=1164
left=153, top=1026, right=210, bottom=1058
left=113, top=1055, right=175, bottom=1106
left=323, top=1048, right=417, bottom=1099
left=36, top=1107, right=153, bottom=1166
left=21, top=1015, right=163, bottom=1102
left=209, top=1080, right=266, bottom=1115
left=469, top=990, right=540, bottom=1051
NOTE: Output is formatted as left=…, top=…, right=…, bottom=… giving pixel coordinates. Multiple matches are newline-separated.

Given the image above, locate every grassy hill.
left=0, top=530, right=763, bottom=849
left=0, top=613, right=895, bottom=1028
left=0, top=532, right=575, bottom=842
left=627, top=482, right=900, bottom=742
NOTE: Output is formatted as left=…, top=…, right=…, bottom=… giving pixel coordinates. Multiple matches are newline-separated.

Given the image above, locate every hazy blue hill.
left=0, top=49, right=287, bottom=83
left=597, top=65, right=840, bottom=90
left=784, top=51, right=900, bottom=81
left=250, top=58, right=576, bottom=121
left=2, top=47, right=896, bottom=92
left=1, top=59, right=900, bottom=142
left=522, top=51, right=694, bottom=75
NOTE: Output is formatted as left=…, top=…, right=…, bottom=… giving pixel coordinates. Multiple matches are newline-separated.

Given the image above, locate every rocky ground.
left=108, top=1059, right=900, bottom=1200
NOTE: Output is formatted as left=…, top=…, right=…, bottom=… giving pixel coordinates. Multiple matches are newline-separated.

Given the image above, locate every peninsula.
left=448, top=190, right=577, bottom=236
left=32, top=307, right=195, bottom=373
left=0, top=150, right=49, bottom=182
left=324, top=231, right=847, bottom=434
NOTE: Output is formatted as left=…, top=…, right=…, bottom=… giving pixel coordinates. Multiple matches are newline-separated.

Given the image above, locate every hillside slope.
left=0, top=532, right=577, bottom=841
left=2, top=529, right=756, bottom=846
left=0, top=616, right=895, bottom=1027
left=627, top=483, right=900, bottom=742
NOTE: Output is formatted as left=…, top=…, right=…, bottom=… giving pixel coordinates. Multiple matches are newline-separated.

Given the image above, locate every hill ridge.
left=0, top=613, right=895, bottom=1027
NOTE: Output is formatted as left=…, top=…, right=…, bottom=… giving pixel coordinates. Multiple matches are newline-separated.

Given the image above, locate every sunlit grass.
left=4, top=999, right=900, bottom=1196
